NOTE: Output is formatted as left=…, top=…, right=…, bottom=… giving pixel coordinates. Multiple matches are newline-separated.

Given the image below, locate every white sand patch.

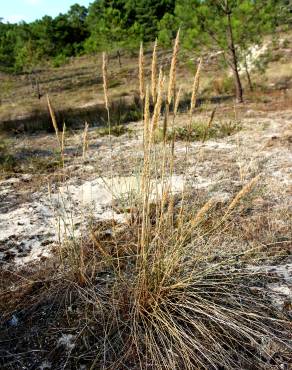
left=0, top=177, right=20, bottom=186
left=249, top=263, right=292, bottom=311
left=175, top=141, right=236, bottom=154
left=268, top=284, right=291, bottom=296
left=0, top=204, right=51, bottom=241
left=57, top=334, right=76, bottom=351
left=78, top=101, right=97, bottom=109
left=201, top=141, right=236, bottom=150
left=55, top=175, right=185, bottom=208
left=0, top=175, right=185, bottom=265
left=251, top=264, right=292, bottom=284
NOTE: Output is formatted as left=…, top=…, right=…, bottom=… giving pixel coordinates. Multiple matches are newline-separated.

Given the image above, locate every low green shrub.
left=96, top=124, right=132, bottom=137
left=52, top=54, right=68, bottom=68
left=0, top=140, right=16, bottom=173
left=154, top=120, right=241, bottom=143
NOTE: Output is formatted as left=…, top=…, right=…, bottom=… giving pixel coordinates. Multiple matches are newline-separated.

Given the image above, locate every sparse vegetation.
left=0, top=140, right=16, bottom=174
left=0, top=136, right=62, bottom=176
left=1, top=31, right=291, bottom=370
left=96, top=124, right=132, bottom=137
left=154, top=119, right=241, bottom=142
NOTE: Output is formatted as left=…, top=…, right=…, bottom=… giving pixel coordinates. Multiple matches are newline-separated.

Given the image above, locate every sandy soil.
left=0, top=105, right=291, bottom=311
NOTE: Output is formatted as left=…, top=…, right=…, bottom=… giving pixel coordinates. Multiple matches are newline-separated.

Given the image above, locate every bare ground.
left=0, top=90, right=291, bottom=369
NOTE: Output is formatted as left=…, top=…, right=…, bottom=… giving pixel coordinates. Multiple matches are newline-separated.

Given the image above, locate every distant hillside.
left=0, top=29, right=292, bottom=132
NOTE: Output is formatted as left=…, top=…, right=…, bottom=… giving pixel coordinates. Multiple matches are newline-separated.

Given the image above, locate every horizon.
left=1, top=0, right=91, bottom=24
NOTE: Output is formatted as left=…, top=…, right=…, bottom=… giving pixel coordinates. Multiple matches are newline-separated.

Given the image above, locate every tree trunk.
left=231, top=62, right=243, bottom=103
left=36, top=77, right=42, bottom=99
left=117, top=50, right=122, bottom=68
left=226, top=9, right=243, bottom=103
left=244, top=56, right=253, bottom=92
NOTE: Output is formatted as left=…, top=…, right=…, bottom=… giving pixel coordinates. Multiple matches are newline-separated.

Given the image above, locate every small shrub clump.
left=0, top=140, right=16, bottom=173
left=154, top=119, right=241, bottom=143
left=96, top=124, right=132, bottom=137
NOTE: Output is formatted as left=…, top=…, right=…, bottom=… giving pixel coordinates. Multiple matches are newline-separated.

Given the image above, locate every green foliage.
left=0, top=140, right=16, bottom=173
left=158, top=13, right=178, bottom=47
left=85, top=0, right=175, bottom=54
left=120, top=106, right=141, bottom=122
left=0, top=23, right=18, bottom=71
left=212, top=75, right=235, bottom=95
left=0, top=0, right=290, bottom=73
left=0, top=139, right=62, bottom=174
left=160, top=0, right=290, bottom=101
left=52, top=53, right=69, bottom=68
left=84, top=5, right=129, bottom=53
left=26, top=153, right=62, bottom=172
left=154, top=119, right=241, bottom=142
left=0, top=4, right=88, bottom=72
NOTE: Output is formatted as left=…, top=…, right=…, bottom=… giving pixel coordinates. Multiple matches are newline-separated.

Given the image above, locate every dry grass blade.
left=151, top=39, right=158, bottom=103
left=142, top=85, right=151, bottom=194
left=82, top=121, right=89, bottom=160
left=174, top=86, right=182, bottom=118
left=102, top=51, right=112, bottom=143
left=152, top=68, right=165, bottom=130
left=190, top=58, right=202, bottom=114
left=61, top=122, right=66, bottom=165
left=102, top=52, right=109, bottom=110
left=144, top=85, right=150, bottom=148
left=139, top=42, right=145, bottom=101
left=202, top=107, right=217, bottom=142
left=164, top=29, right=179, bottom=139
left=47, top=94, right=61, bottom=147
left=167, top=29, right=180, bottom=105
left=207, top=107, right=216, bottom=129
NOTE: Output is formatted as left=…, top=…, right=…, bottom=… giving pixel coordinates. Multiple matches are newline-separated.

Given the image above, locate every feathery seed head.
left=139, top=42, right=145, bottom=101
left=226, top=175, right=260, bottom=214
left=167, top=29, right=180, bottom=105
left=190, top=58, right=202, bottom=114
left=207, top=107, right=216, bottom=129
left=102, top=52, right=109, bottom=110
left=151, top=39, right=158, bottom=103
left=174, top=86, right=182, bottom=117
left=191, top=198, right=216, bottom=227
left=144, top=85, right=150, bottom=146
left=47, top=94, right=61, bottom=147
left=152, top=68, right=165, bottom=130
left=83, top=121, right=89, bottom=160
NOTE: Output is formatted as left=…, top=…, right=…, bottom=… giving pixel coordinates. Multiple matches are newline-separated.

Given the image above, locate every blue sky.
left=1, top=0, right=91, bottom=24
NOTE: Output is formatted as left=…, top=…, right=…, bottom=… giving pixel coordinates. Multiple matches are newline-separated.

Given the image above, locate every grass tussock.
left=0, top=34, right=291, bottom=370
left=1, top=196, right=290, bottom=369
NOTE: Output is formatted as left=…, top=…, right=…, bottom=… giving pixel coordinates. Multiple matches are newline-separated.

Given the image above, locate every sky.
left=1, top=0, right=92, bottom=24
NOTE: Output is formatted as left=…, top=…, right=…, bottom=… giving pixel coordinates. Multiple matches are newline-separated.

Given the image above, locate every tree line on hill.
left=0, top=0, right=291, bottom=101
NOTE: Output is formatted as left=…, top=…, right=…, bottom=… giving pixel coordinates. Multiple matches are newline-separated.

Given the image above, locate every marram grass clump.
left=1, top=33, right=291, bottom=370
